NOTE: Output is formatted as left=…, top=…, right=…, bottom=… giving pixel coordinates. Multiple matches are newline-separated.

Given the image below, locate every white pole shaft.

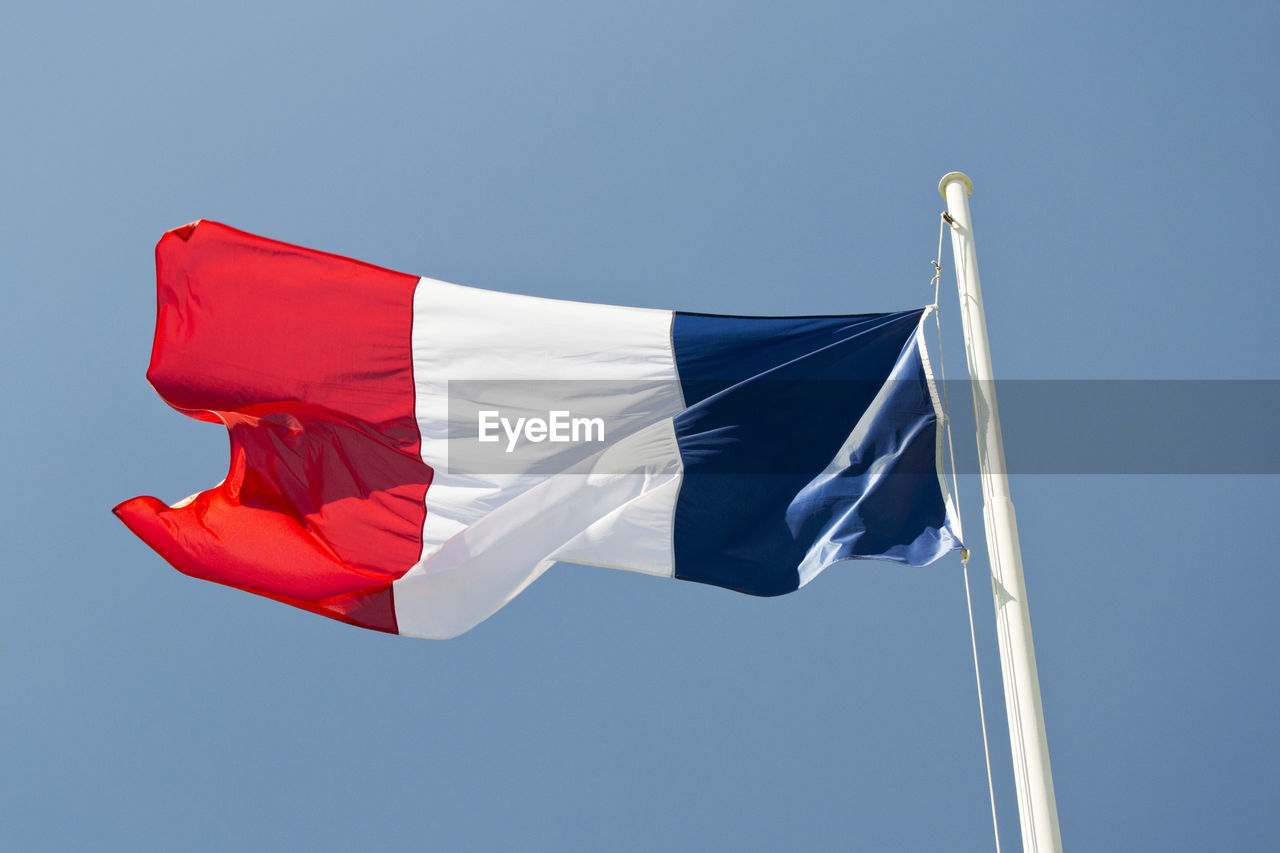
left=939, top=172, right=1063, bottom=852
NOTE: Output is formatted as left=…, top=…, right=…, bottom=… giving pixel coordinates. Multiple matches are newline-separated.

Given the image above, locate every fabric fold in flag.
left=115, top=220, right=962, bottom=639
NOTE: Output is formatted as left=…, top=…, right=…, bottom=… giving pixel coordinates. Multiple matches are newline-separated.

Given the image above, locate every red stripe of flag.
left=114, top=221, right=430, bottom=633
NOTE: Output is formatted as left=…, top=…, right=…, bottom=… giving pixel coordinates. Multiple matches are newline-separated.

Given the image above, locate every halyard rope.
left=933, top=211, right=1002, bottom=853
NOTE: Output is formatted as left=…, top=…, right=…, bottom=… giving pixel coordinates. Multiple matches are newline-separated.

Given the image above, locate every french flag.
left=115, top=221, right=961, bottom=638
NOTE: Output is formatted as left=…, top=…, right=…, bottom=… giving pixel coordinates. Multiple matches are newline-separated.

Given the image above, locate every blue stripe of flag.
left=669, top=309, right=960, bottom=596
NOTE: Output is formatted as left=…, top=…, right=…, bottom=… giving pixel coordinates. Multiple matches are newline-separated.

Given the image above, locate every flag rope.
left=932, top=212, right=1002, bottom=853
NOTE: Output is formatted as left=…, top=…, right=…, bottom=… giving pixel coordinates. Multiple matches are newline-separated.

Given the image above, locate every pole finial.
left=939, top=172, right=974, bottom=199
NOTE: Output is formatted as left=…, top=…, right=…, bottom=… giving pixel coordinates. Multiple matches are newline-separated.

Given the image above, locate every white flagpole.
left=939, top=172, right=1063, bottom=852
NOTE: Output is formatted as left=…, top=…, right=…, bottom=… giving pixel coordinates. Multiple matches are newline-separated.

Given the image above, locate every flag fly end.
left=169, top=221, right=199, bottom=242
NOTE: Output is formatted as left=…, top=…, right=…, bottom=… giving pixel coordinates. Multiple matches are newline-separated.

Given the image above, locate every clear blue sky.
left=3, top=1, right=1277, bottom=850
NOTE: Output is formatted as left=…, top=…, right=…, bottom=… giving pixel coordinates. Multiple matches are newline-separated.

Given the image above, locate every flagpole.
left=939, top=172, right=1063, bottom=852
